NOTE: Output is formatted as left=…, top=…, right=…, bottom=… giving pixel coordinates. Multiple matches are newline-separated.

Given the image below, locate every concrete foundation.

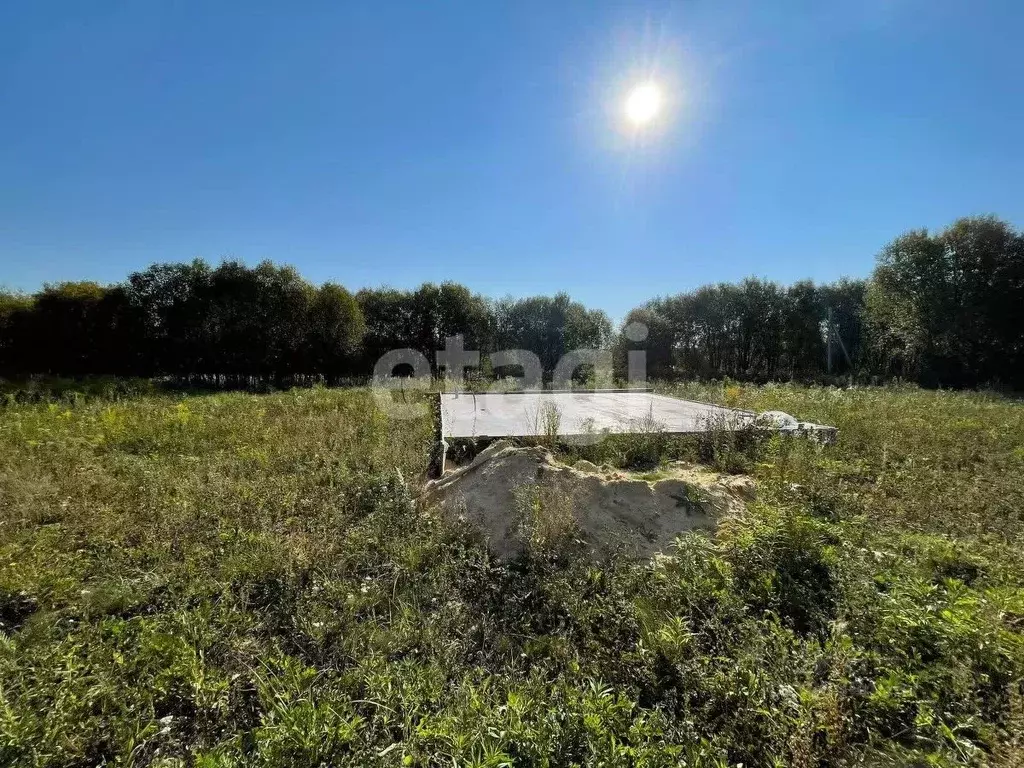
left=439, top=389, right=833, bottom=439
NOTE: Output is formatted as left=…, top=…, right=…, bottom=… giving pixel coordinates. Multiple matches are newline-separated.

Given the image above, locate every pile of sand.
left=419, top=441, right=754, bottom=559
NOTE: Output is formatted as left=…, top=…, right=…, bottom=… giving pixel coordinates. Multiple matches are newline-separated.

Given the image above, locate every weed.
left=513, top=479, right=580, bottom=555
left=525, top=398, right=562, bottom=451
left=0, top=383, right=1022, bottom=766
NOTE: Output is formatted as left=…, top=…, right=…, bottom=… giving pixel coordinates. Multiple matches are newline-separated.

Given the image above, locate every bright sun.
left=625, top=82, right=662, bottom=126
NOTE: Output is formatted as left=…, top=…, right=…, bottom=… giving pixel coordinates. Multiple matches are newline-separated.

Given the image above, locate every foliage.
left=1, top=269, right=612, bottom=387
left=357, top=282, right=494, bottom=376
left=614, top=216, right=1023, bottom=388
left=3, top=215, right=1023, bottom=391
left=865, top=216, right=1024, bottom=388
left=1, top=384, right=1023, bottom=766
left=614, top=278, right=867, bottom=382
left=491, top=293, right=613, bottom=379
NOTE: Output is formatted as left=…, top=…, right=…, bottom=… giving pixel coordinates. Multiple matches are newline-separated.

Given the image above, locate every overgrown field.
left=1, top=385, right=1023, bottom=766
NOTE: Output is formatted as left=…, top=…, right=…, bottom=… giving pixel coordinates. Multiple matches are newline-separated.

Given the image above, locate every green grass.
left=1, top=384, right=1023, bottom=766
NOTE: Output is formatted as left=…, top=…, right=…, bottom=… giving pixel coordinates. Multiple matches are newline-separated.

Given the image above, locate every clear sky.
left=2, top=1, right=1022, bottom=321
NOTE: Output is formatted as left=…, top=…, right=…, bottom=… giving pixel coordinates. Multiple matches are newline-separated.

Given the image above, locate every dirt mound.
left=419, top=441, right=753, bottom=559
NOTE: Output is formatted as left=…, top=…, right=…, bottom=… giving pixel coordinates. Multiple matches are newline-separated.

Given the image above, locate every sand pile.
left=419, top=441, right=754, bottom=559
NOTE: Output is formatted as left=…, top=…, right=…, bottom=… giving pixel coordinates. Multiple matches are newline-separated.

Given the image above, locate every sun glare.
left=625, top=82, right=662, bottom=126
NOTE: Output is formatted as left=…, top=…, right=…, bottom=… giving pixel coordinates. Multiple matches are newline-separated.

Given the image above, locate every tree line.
left=618, top=278, right=867, bottom=382
left=2, top=216, right=1022, bottom=389
left=0, top=260, right=613, bottom=387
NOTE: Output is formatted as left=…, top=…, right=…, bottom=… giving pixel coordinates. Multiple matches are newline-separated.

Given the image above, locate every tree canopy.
left=2, top=215, right=1022, bottom=388
left=865, top=216, right=1024, bottom=387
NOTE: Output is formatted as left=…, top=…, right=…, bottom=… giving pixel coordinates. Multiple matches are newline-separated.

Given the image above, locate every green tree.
left=306, top=283, right=365, bottom=382
left=0, top=291, right=35, bottom=376
left=31, top=282, right=110, bottom=375
left=866, top=216, right=1024, bottom=386
left=782, top=280, right=825, bottom=378
left=491, top=293, right=611, bottom=379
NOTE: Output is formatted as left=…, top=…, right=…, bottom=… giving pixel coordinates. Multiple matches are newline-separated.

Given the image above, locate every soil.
left=419, top=441, right=754, bottom=559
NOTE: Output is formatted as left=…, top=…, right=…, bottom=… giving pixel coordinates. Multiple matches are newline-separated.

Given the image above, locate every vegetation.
left=622, top=216, right=1024, bottom=388
left=2, top=383, right=1023, bottom=766
left=865, top=217, right=1024, bottom=387
left=0, top=264, right=611, bottom=386
left=618, top=278, right=867, bottom=382
left=1, top=212, right=1022, bottom=764
left=3, top=216, right=1022, bottom=388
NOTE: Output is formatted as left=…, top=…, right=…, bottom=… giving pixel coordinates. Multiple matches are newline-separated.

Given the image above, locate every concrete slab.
left=439, top=390, right=759, bottom=439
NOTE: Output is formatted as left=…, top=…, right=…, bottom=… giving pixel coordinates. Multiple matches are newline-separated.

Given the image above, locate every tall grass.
left=0, top=383, right=1022, bottom=766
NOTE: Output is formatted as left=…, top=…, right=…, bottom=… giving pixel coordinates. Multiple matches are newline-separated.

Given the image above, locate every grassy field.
left=1, top=384, right=1023, bottom=766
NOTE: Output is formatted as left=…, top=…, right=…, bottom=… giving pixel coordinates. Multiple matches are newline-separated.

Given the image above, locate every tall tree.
left=306, top=283, right=365, bottom=382
left=866, top=216, right=1024, bottom=386
left=0, top=291, right=35, bottom=376
left=491, top=293, right=611, bottom=379
left=31, top=282, right=111, bottom=375
left=782, top=280, right=825, bottom=378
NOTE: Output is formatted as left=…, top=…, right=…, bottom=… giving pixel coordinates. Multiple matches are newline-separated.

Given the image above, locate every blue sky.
left=2, top=1, right=1022, bottom=321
